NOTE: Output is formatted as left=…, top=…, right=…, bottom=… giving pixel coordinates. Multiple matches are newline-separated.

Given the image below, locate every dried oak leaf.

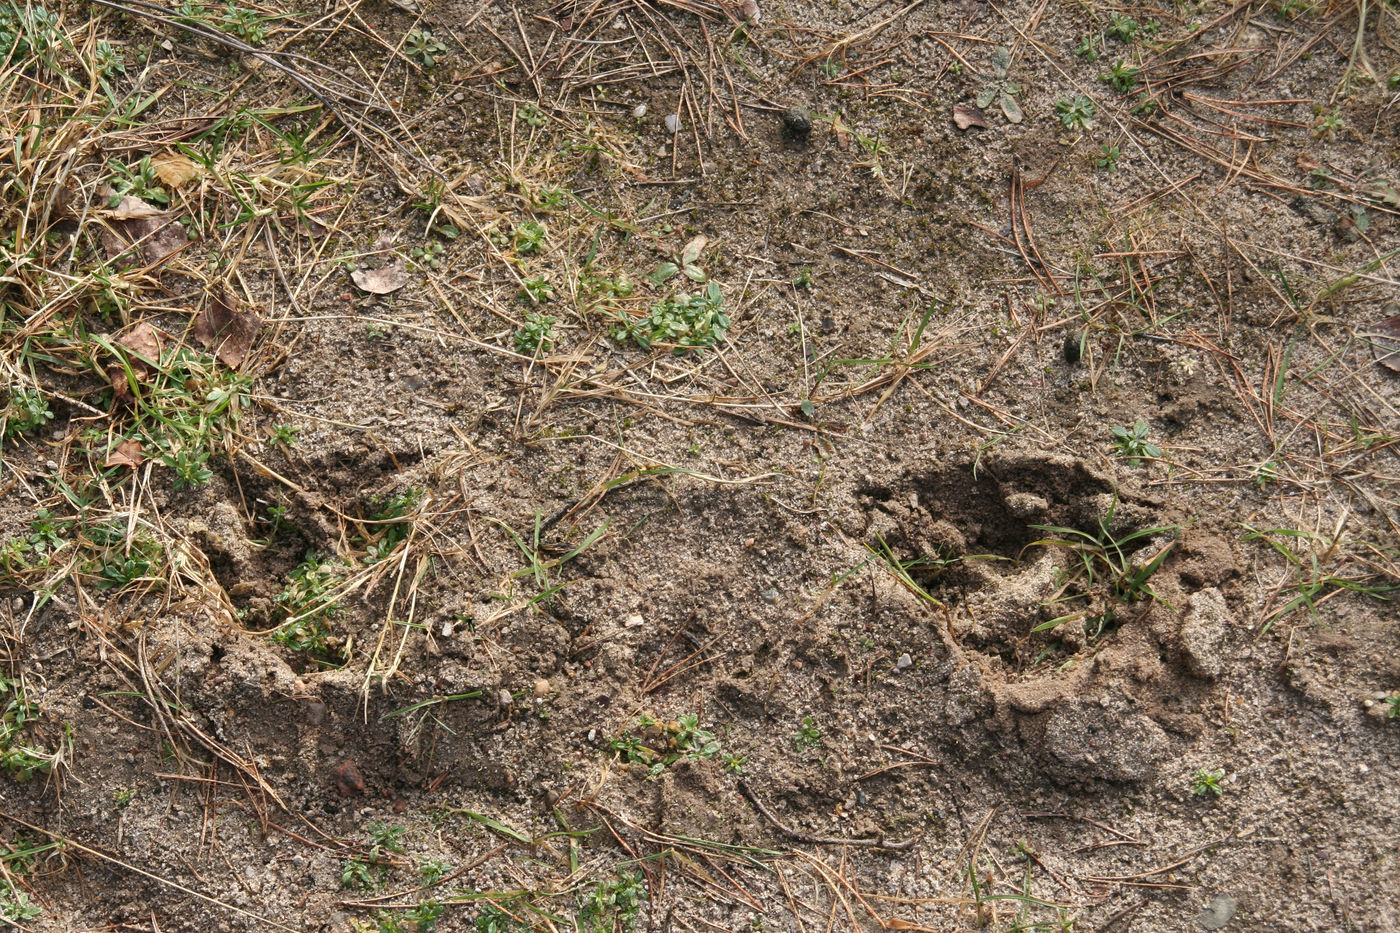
left=107, top=322, right=165, bottom=403
left=104, top=439, right=145, bottom=469
left=953, top=105, right=987, bottom=130
left=102, top=196, right=189, bottom=265
left=350, top=260, right=410, bottom=295
left=151, top=152, right=201, bottom=189
left=193, top=291, right=262, bottom=370
left=119, top=321, right=163, bottom=360
left=1368, top=315, right=1400, bottom=373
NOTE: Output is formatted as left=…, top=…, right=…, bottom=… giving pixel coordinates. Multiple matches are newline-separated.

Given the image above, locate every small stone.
left=781, top=106, right=812, bottom=141
left=664, top=113, right=682, bottom=133
left=497, top=688, right=513, bottom=709
left=305, top=701, right=327, bottom=726
left=1195, top=893, right=1237, bottom=930
left=624, top=613, right=645, bottom=629
left=333, top=761, right=366, bottom=796
left=533, top=678, right=551, bottom=698
left=632, top=103, right=647, bottom=118
left=441, top=620, right=454, bottom=638
left=760, top=588, right=780, bottom=604
left=895, top=653, right=913, bottom=671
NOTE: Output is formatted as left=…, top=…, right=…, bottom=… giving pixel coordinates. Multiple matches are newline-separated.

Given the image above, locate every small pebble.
left=533, top=678, right=551, bottom=698
left=305, top=701, right=327, bottom=726
left=760, top=588, right=780, bottom=604
left=664, top=113, right=682, bottom=133
left=334, top=761, right=366, bottom=796
left=896, top=653, right=913, bottom=671
left=632, top=103, right=647, bottom=118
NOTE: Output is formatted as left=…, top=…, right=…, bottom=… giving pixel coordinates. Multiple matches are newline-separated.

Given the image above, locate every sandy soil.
left=2, top=0, right=1399, bottom=930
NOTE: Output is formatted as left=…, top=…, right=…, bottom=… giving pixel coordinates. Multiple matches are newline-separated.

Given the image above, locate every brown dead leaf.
left=103, top=196, right=190, bottom=264
left=108, top=322, right=165, bottom=403
left=104, top=439, right=145, bottom=469
left=351, top=261, right=410, bottom=295
left=151, top=152, right=201, bottom=189
left=832, top=113, right=850, bottom=150
left=193, top=291, right=262, bottom=369
left=119, top=321, right=163, bottom=362
left=1368, top=315, right=1400, bottom=373
left=953, top=105, right=987, bottom=130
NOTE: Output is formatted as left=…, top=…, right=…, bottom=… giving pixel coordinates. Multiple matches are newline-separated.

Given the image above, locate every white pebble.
left=664, top=113, right=682, bottom=133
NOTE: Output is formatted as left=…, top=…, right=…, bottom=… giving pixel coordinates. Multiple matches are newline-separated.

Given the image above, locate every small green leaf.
left=648, top=262, right=678, bottom=286
left=680, top=235, right=707, bottom=266
left=992, top=45, right=1010, bottom=77
left=976, top=85, right=997, bottom=109
left=682, top=264, right=707, bottom=282
left=1001, top=91, right=1023, bottom=123
left=800, top=400, right=815, bottom=418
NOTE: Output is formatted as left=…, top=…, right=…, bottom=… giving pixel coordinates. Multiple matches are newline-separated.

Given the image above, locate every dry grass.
left=1, top=0, right=1399, bottom=927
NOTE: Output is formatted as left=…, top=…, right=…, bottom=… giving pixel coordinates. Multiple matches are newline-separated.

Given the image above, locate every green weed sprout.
left=1191, top=768, right=1225, bottom=797
left=1110, top=420, right=1162, bottom=466
left=513, top=313, right=556, bottom=354
left=405, top=27, right=447, bottom=67
left=615, top=282, right=728, bottom=353
left=1054, top=95, right=1095, bottom=130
